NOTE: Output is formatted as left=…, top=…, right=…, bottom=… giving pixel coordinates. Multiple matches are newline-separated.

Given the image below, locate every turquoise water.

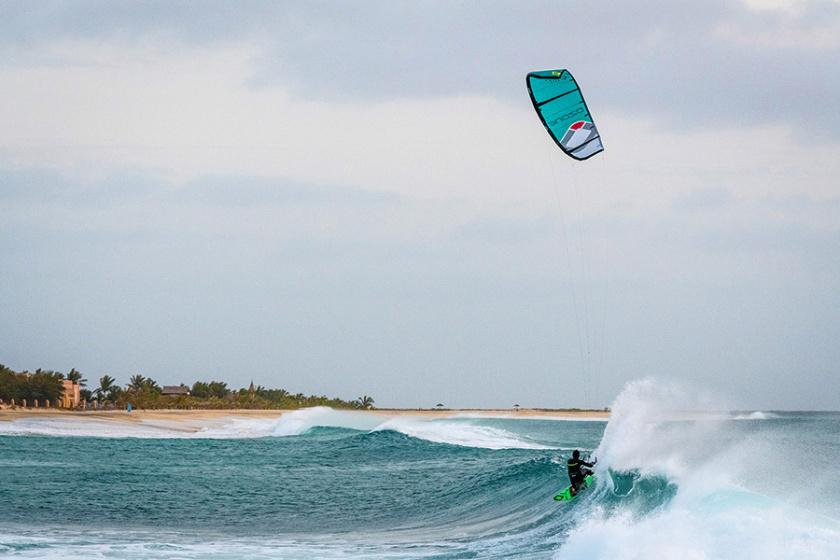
left=1, top=381, right=839, bottom=559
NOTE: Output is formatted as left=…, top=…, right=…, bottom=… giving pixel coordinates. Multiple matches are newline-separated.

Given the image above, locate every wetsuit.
left=567, top=457, right=595, bottom=491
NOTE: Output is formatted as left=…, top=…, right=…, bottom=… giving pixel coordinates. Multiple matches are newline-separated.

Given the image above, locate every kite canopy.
left=526, top=69, right=603, bottom=161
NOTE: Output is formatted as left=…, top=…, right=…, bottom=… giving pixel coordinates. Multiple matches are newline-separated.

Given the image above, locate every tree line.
left=0, top=364, right=375, bottom=410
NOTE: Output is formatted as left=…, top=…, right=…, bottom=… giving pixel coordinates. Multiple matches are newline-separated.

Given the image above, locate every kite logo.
left=560, top=121, right=598, bottom=150
left=560, top=120, right=603, bottom=158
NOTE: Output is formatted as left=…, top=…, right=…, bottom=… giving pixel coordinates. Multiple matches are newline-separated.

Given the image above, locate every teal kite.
left=526, top=69, right=603, bottom=160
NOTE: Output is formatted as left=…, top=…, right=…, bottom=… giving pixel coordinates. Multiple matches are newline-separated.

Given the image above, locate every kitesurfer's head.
left=572, top=450, right=580, bottom=459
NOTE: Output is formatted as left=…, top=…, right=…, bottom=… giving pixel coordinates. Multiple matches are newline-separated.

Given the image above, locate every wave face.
left=2, top=384, right=840, bottom=559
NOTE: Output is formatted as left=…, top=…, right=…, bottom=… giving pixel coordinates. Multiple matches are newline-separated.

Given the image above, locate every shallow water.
left=1, top=382, right=839, bottom=559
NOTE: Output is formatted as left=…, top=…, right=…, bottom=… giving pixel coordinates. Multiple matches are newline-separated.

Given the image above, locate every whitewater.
left=1, top=379, right=839, bottom=559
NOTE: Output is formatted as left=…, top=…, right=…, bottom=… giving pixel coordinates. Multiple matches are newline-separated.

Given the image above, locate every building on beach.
left=161, top=385, right=190, bottom=397
left=61, top=380, right=80, bottom=408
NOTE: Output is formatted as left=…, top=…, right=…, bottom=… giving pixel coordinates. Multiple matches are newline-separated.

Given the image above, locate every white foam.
left=732, top=411, right=777, bottom=420
left=274, top=406, right=384, bottom=435
left=0, top=416, right=213, bottom=439
left=190, top=407, right=384, bottom=438
left=0, top=528, right=450, bottom=559
left=373, top=417, right=555, bottom=450
left=559, top=487, right=840, bottom=560
left=561, top=378, right=840, bottom=560
left=0, top=408, right=554, bottom=449
left=0, top=415, right=301, bottom=439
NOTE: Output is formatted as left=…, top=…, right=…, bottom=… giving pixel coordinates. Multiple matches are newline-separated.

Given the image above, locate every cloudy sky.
left=1, top=0, right=839, bottom=409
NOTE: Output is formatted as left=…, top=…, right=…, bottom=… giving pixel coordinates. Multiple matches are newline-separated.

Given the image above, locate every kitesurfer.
left=567, top=450, right=596, bottom=495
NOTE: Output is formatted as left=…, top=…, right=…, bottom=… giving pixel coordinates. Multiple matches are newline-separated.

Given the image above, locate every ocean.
left=1, top=379, right=839, bottom=559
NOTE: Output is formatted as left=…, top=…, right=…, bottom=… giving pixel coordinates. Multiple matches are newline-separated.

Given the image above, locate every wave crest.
left=0, top=408, right=555, bottom=449
left=564, top=378, right=840, bottom=560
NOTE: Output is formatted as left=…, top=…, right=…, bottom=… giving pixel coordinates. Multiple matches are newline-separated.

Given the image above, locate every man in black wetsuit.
left=567, top=450, right=596, bottom=495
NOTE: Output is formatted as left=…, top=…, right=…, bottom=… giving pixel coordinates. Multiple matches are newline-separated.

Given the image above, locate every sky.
left=1, top=0, right=839, bottom=409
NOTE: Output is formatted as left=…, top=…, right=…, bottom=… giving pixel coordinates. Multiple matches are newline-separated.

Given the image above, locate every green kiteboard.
left=554, top=474, right=594, bottom=502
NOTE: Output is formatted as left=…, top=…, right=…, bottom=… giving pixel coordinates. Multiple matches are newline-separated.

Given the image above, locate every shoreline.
left=0, top=407, right=610, bottom=422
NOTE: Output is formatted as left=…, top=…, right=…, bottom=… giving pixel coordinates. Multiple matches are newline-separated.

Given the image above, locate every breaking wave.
left=559, top=378, right=840, bottom=560
left=0, top=407, right=554, bottom=449
left=731, top=410, right=778, bottom=420
left=2, top=381, right=839, bottom=559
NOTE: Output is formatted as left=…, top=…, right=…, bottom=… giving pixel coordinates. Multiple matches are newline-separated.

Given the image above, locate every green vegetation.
left=0, top=363, right=374, bottom=410
left=191, top=381, right=229, bottom=399
left=92, top=375, right=121, bottom=404
left=0, top=364, right=64, bottom=403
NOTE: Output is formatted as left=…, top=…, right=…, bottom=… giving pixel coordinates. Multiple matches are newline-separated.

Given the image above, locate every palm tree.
left=66, top=368, right=87, bottom=388
left=93, top=375, right=117, bottom=402
left=127, top=374, right=146, bottom=392
left=358, top=395, right=375, bottom=410
left=35, top=368, right=64, bottom=379
left=143, top=378, right=161, bottom=393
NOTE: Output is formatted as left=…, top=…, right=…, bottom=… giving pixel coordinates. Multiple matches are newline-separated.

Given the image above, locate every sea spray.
left=594, top=377, right=733, bottom=480
left=559, top=378, right=840, bottom=560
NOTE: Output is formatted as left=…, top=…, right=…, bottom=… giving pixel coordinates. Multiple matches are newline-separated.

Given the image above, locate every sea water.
left=1, top=379, right=839, bottom=559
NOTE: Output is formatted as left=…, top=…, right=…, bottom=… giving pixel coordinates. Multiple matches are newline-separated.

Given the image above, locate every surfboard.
left=553, top=474, right=594, bottom=502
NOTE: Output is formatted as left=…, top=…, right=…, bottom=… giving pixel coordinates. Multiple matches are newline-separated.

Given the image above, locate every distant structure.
left=161, top=385, right=190, bottom=397
left=248, top=380, right=256, bottom=400
left=60, top=380, right=80, bottom=408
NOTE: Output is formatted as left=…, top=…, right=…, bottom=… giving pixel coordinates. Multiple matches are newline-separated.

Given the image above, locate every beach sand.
left=0, top=407, right=608, bottom=425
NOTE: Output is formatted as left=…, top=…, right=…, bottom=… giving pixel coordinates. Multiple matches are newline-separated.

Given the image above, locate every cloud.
left=180, top=176, right=403, bottom=208
left=672, top=188, right=735, bottom=213
left=717, top=0, right=840, bottom=49
left=2, top=1, right=839, bottom=135
left=0, top=167, right=400, bottom=209
left=1, top=40, right=838, bottom=219
left=0, top=41, right=540, bottom=207
left=1, top=2, right=839, bottom=408
left=449, top=214, right=558, bottom=245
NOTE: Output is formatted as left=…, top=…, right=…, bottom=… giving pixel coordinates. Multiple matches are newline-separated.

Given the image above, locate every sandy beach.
left=0, top=407, right=609, bottom=425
